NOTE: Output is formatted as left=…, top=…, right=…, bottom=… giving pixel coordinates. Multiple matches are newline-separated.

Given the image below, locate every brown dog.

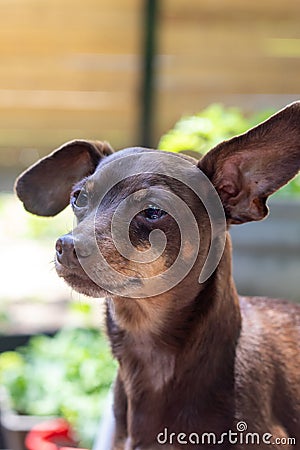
left=16, top=102, right=300, bottom=449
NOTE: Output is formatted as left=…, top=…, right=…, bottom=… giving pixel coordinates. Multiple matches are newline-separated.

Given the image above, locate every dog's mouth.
left=55, top=261, right=105, bottom=297
left=55, top=260, right=142, bottom=298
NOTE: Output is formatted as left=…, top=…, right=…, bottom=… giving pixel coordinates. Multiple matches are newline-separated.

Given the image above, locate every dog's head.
left=15, top=102, right=300, bottom=301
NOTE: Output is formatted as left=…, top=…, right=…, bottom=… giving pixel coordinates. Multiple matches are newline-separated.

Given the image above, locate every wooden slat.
left=155, top=0, right=300, bottom=141
left=0, top=0, right=299, bottom=172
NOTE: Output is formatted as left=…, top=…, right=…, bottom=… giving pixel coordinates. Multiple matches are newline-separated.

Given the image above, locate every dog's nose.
left=55, top=234, right=79, bottom=269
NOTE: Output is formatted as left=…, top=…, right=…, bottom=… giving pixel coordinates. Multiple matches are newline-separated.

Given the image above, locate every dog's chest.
left=128, top=336, right=176, bottom=392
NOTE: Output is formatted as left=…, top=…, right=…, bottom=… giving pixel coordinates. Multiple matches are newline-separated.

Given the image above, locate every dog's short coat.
left=16, top=102, right=300, bottom=449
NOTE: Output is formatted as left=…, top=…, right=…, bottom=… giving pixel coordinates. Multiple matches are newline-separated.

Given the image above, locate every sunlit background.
left=0, top=1, right=300, bottom=448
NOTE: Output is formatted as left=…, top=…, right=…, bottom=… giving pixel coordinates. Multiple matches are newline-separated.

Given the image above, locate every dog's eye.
left=72, top=190, right=88, bottom=209
left=141, top=205, right=167, bottom=221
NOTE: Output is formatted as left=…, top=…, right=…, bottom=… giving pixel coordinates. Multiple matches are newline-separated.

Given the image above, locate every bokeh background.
left=1, top=0, right=300, bottom=189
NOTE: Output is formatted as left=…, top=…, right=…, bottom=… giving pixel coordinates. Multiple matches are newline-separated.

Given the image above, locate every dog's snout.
left=55, top=234, right=79, bottom=269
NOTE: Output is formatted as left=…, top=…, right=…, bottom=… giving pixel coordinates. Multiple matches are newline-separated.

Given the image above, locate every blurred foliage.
left=158, top=103, right=300, bottom=197
left=0, top=192, right=73, bottom=241
left=0, top=327, right=117, bottom=448
left=0, top=309, right=11, bottom=334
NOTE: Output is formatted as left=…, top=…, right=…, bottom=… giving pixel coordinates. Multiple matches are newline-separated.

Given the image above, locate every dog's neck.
left=106, top=234, right=241, bottom=440
left=108, top=234, right=240, bottom=345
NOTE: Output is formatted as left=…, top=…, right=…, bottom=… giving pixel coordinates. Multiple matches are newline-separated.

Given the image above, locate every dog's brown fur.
left=15, top=102, right=300, bottom=449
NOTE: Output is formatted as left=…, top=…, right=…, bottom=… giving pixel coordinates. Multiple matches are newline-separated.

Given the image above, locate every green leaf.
left=158, top=103, right=300, bottom=198
left=0, top=328, right=116, bottom=447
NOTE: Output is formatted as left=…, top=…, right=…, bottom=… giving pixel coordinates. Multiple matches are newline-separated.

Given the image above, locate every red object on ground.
left=25, top=418, right=88, bottom=450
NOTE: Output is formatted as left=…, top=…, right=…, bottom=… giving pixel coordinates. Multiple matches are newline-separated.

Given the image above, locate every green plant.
left=0, top=327, right=117, bottom=449
left=158, top=103, right=300, bottom=197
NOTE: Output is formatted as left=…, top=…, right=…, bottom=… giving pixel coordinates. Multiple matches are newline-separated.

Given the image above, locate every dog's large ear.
left=198, top=102, right=300, bottom=224
left=15, top=139, right=114, bottom=216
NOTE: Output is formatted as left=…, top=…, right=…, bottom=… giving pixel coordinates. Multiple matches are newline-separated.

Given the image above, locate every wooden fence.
left=0, top=0, right=300, bottom=189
